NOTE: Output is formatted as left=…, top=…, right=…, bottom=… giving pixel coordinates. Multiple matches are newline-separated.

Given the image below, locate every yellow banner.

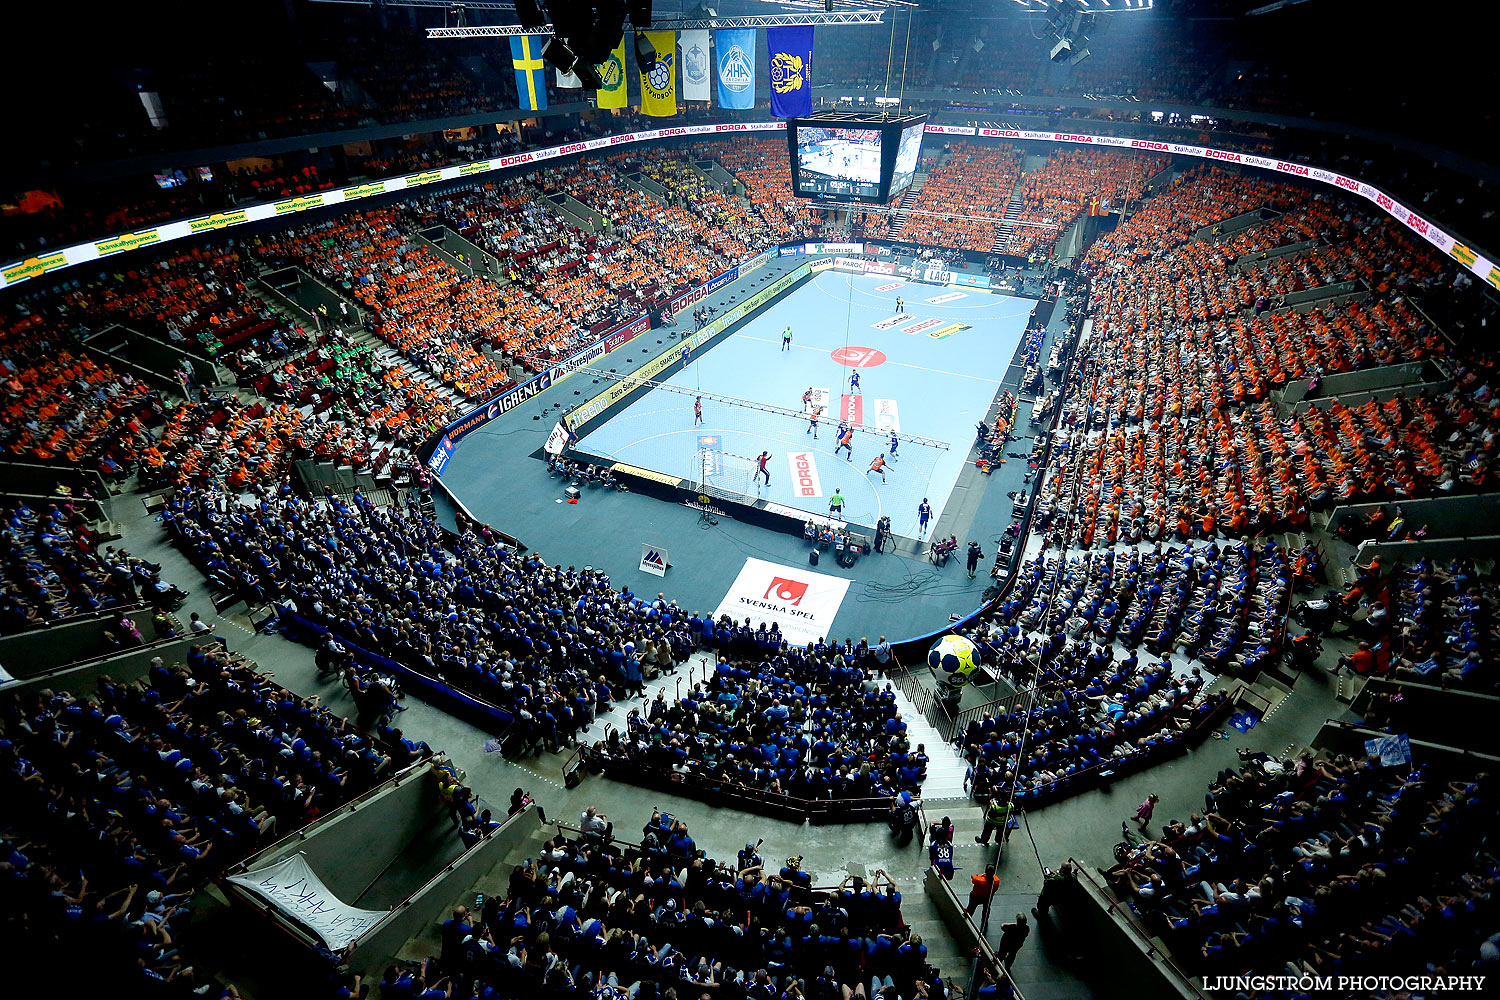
left=640, top=31, right=677, bottom=117
left=274, top=193, right=325, bottom=215
left=95, top=230, right=162, bottom=256
left=2, top=252, right=68, bottom=284
left=187, top=210, right=249, bottom=234
left=595, top=36, right=629, bottom=110
left=345, top=181, right=388, bottom=201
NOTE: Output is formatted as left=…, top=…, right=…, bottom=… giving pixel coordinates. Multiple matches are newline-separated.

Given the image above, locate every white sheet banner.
left=227, top=854, right=386, bottom=951
left=713, top=557, right=852, bottom=647
left=680, top=31, right=712, bottom=102
left=556, top=67, right=582, bottom=88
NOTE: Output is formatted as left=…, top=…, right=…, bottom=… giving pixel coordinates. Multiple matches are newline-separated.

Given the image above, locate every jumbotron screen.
left=795, top=125, right=883, bottom=199
left=787, top=113, right=927, bottom=204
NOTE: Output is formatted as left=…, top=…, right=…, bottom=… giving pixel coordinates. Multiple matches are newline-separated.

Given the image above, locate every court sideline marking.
left=732, top=334, right=1005, bottom=385
left=814, top=270, right=1036, bottom=320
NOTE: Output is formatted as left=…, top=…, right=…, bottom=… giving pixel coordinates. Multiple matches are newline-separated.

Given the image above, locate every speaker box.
left=809, top=550, right=820, bottom=566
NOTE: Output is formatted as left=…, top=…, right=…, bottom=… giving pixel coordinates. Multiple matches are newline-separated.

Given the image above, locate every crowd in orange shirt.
left=710, top=138, right=818, bottom=242
left=1002, top=149, right=1167, bottom=258
left=253, top=209, right=519, bottom=398
left=900, top=142, right=1022, bottom=251
left=0, top=307, right=159, bottom=475
left=1037, top=169, right=1491, bottom=552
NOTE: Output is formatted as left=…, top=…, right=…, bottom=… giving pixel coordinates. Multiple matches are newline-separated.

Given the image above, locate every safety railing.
left=596, top=758, right=901, bottom=825
left=1073, top=863, right=1210, bottom=999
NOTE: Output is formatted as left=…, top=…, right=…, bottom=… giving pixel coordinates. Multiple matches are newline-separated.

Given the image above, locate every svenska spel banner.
left=715, top=29, right=756, bottom=109
left=767, top=26, right=813, bottom=118
left=712, top=557, right=851, bottom=647
left=595, top=36, right=629, bottom=109
left=680, top=30, right=711, bottom=102
left=640, top=30, right=678, bottom=117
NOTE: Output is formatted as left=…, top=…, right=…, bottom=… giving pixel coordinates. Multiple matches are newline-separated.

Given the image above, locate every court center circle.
left=830, top=346, right=888, bottom=368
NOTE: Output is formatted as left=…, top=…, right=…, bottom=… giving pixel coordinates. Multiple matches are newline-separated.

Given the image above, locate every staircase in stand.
left=990, top=187, right=1028, bottom=255
left=885, top=172, right=926, bottom=241
left=886, top=684, right=970, bottom=801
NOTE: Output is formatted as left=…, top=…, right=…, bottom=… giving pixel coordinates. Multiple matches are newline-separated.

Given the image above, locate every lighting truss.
left=312, top=0, right=910, bottom=11
left=1009, top=0, right=1155, bottom=10
left=425, top=11, right=886, bottom=37
left=311, top=0, right=520, bottom=7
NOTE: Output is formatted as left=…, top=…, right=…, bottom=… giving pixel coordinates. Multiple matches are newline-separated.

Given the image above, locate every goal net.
left=697, top=449, right=763, bottom=502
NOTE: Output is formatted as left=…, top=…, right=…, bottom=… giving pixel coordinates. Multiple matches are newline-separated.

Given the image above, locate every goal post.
left=697, top=448, right=762, bottom=501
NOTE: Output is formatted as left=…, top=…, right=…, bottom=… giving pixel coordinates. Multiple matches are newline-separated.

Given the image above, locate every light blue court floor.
left=574, top=269, right=1034, bottom=538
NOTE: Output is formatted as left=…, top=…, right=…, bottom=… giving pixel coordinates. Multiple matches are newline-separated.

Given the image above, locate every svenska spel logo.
left=770, top=51, right=804, bottom=94
left=764, top=577, right=809, bottom=605
left=720, top=45, right=753, bottom=92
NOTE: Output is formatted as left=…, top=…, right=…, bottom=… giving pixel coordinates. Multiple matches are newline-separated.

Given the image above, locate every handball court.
left=439, top=259, right=1055, bottom=645
left=573, top=269, right=1034, bottom=538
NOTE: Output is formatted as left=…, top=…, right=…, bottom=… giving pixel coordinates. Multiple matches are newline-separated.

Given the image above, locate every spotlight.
left=545, top=37, right=604, bottom=89
left=634, top=31, right=656, bottom=73
left=516, top=0, right=546, bottom=29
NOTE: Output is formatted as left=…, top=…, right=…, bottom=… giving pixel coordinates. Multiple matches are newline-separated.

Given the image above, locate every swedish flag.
left=511, top=34, right=548, bottom=111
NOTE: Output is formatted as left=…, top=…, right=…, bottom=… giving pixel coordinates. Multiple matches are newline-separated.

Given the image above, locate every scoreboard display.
left=788, top=113, right=928, bottom=205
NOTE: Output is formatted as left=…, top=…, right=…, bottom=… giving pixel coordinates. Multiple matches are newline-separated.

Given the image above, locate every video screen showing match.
left=887, top=122, right=926, bottom=201
left=795, top=126, right=883, bottom=199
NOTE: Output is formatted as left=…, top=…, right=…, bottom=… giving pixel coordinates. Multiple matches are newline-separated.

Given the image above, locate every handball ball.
left=928, top=635, right=978, bottom=683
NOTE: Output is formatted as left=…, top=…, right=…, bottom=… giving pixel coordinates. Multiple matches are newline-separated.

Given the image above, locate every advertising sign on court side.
left=869, top=398, right=901, bottom=432
left=786, top=450, right=824, bottom=497
left=639, top=544, right=669, bottom=577
left=543, top=422, right=570, bottom=456
left=712, top=557, right=852, bottom=646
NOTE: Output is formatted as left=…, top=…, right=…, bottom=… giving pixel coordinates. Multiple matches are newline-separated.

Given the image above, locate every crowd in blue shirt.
left=601, top=655, right=929, bottom=803
left=1100, top=754, right=1497, bottom=980
left=0, top=641, right=409, bottom=988
left=378, top=810, right=959, bottom=1000
left=161, top=486, right=702, bottom=745
left=1386, top=557, right=1496, bottom=691
left=1, top=498, right=185, bottom=633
